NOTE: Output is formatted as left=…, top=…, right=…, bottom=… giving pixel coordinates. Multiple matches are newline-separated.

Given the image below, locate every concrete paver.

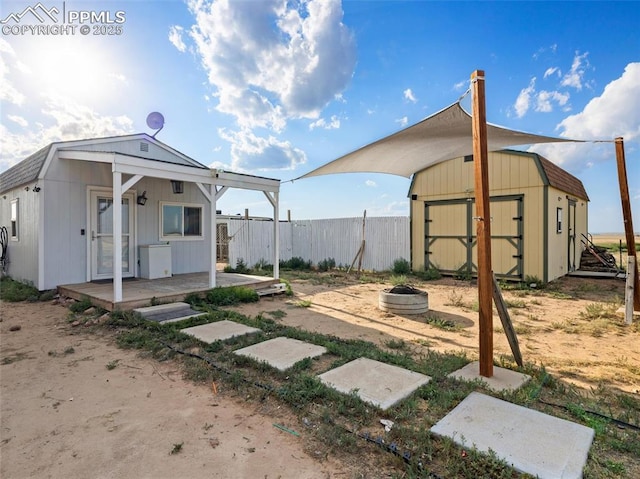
left=181, top=320, right=261, bottom=343
left=318, top=357, right=431, bottom=410
left=233, top=337, right=327, bottom=371
left=431, top=392, right=594, bottom=479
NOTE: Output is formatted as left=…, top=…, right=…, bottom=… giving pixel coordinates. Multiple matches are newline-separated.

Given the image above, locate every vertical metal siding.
left=227, top=216, right=410, bottom=271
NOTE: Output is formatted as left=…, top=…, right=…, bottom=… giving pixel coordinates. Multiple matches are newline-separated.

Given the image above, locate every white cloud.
left=514, top=77, right=536, bottom=118
left=365, top=180, right=377, bottom=187
left=187, top=0, right=355, bottom=124
left=168, top=25, right=187, bottom=52
left=453, top=79, right=468, bottom=91
left=309, top=115, right=340, bottom=130
left=7, top=115, right=28, bottom=127
left=109, top=73, right=127, bottom=84
left=396, top=116, right=408, bottom=127
left=531, top=62, right=640, bottom=171
left=178, top=0, right=355, bottom=174
left=0, top=94, right=134, bottom=169
left=403, top=88, right=417, bottom=103
left=0, top=39, right=25, bottom=106
left=217, top=127, right=306, bottom=172
left=535, top=90, right=570, bottom=113
left=543, top=67, right=560, bottom=79
left=561, top=51, right=590, bottom=90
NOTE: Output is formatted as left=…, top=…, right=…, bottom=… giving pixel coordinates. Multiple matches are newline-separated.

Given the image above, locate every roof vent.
left=140, top=142, right=149, bottom=152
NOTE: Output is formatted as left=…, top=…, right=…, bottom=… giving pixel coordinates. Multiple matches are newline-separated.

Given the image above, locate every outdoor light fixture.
left=137, top=191, right=148, bottom=206
left=170, top=180, right=184, bottom=194
left=32, top=184, right=41, bottom=193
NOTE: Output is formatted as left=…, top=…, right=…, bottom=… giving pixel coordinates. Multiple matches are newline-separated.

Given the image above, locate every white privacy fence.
left=225, top=216, right=410, bottom=272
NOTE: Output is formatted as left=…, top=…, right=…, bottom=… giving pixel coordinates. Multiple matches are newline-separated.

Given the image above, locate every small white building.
left=0, top=133, right=280, bottom=299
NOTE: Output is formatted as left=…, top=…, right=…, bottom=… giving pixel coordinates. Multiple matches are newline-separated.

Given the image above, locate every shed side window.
left=10, top=199, right=18, bottom=240
left=160, top=202, right=204, bottom=241
left=556, top=207, right=563, bottom=234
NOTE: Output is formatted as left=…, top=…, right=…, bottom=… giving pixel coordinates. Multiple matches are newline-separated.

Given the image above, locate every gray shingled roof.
left=0, top=144, right=51, bottom=194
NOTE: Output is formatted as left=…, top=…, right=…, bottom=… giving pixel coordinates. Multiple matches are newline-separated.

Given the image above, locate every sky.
left=1, top=0, right=639, bottom=233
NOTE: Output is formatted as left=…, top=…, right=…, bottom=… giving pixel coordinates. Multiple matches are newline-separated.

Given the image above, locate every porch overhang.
left=56, top=149, right=281, bottom=305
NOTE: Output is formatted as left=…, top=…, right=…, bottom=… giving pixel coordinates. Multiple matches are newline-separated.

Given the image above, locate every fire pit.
left=379, top=285, right=428, bottom=315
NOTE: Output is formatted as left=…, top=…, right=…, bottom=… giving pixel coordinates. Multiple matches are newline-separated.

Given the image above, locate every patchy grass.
left=93, top=276, right=640, bottom=479
left=0, top=277, right=42, bottom=302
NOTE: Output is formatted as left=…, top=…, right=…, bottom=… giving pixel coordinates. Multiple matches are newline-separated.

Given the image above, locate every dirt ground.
left=1, top=260, right=639, bottom=478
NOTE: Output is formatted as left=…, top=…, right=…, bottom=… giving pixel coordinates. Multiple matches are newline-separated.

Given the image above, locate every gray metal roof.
left=0, top=144, right=51, bottom=194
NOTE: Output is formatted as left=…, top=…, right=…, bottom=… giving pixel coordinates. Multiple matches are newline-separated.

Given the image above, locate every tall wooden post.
left=471, top=70, right=493, bottom=377
left=615, top=138, right=640, bottom=311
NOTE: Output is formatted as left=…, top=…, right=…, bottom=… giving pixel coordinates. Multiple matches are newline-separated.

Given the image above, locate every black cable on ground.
left=538, top=399, right=640, bottom=432
left=162, top=341, right=445, bottom=477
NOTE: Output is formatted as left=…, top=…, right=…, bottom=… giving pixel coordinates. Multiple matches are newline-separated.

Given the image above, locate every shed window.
left=160, top=202, right=203, bottom=240
left=556, top=207, right=563, bottom=234
left=10, top=199, right=18, bottom=240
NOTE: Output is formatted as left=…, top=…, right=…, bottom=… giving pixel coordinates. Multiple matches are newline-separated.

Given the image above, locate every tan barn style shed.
left=409, top=149, right=589, bottom=283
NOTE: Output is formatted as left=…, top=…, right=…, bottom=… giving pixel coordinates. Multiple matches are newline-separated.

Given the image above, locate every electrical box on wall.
left=139, top=244, right=172, bottom=279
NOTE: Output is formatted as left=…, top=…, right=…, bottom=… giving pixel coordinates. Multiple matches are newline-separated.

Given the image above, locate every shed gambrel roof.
left=537, top=155, right=589, bottom=201
left=0, top=144, right=51, bottom=194
left=505, top=150, right=589, bottom=201
left=0, top=133, right=209, bottom=194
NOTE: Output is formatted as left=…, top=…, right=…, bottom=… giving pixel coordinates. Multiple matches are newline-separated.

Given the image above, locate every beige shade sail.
left=297, top=102, right=578, bottom=179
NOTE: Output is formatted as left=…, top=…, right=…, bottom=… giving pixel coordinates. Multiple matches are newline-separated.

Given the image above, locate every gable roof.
left=0, top=144, right=51, bottom=194
left=0, top=133, right=208, bottom=194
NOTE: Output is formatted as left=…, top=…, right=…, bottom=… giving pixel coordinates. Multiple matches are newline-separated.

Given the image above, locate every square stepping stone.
left=135, top=302, right=207, bottom=323
left=318, top=357, right=431, bottom=410
left=431, top=392, right=594, bottom=479
left=181, top=320, right=261, bottom=343
left=448, top=361, right=531, bottom=392
left=233, top=337, right=326, bottom=371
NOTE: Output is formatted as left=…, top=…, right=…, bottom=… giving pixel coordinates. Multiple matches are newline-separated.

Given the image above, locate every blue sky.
left=1, top=0, right=639, bottom=232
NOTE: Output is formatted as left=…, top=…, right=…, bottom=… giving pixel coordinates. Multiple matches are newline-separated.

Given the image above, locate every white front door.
left=90, top=190, right=135, bottom=280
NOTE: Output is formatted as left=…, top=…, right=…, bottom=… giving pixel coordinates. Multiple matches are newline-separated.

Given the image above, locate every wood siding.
left=40, top=155, right=213, bottom=289
left=410, top=151, right=588, bottom=281
left=0, top=186, right=40, bottom=287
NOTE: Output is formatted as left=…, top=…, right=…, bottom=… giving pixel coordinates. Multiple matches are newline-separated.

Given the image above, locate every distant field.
left=591, top=233, right=639, bottom=246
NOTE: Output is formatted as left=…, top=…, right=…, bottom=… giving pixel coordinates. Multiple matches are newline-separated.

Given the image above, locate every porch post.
left=112, top=171, right=123, bottom=303
left=273, top=191, right=280, bottom=280
left=210, top=185, right=217, bottom=288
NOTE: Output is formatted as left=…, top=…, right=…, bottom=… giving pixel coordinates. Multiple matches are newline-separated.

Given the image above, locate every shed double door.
left=424, top=195, right=523, bottom=280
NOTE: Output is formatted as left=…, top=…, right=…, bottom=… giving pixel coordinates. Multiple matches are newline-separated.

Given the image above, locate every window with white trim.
left=556, top=207, right=563, bottom=234
left=160, top=202, right=203, bottom=240
left=10, top=199, right=18, bottom=240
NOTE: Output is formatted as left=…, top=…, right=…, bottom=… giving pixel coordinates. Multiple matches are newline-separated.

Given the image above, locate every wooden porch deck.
left=58, top=272, right=279, bottom=311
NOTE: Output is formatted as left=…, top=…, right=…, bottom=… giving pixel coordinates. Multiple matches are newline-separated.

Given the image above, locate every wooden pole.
left=471, top=70, right=493, bottom=377
left=625, top=256, right=636, bottom=325
left=357, top=210, right=366, bottom=272
left=615, top=138, right=640, bottom=311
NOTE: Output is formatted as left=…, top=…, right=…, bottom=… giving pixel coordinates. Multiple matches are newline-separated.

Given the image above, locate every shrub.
left=392, top=258, right=411, bottom=275
left=414, top=267, right=442, bottom=281
left=280, top=257, right=312, bottom=271
left=224, top=258, right=250, bottom=274
left=317, top=258, right=336, bottom=272
left=253, top=258, right=273, bottom=272
left=204, top=286, right=259, bottom=306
